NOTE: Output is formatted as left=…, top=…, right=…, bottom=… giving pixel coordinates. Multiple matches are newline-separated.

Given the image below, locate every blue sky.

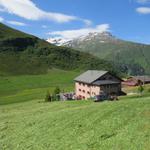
left=0, top=0, right=150, bottom=44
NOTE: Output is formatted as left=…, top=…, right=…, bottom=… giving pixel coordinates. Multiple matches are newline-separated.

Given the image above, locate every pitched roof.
left=74, top=70, right=108, bottom=84
left=93, top=80, right=120, bottom=86
left=133, top=76, right=150, bottom=82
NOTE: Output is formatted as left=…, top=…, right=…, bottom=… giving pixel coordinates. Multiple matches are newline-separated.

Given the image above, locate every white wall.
left=75, top=82, right=100, bottom=99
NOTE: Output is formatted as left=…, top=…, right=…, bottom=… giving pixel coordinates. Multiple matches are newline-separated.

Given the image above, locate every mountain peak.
left=87, top=31, right=113, bottom=37
left=46, top=38, right=70, bottom=46
left=82, top=31, right=115, bottom=41
left=99, top=31, right=113, bottom=37
left=47, top=31, right=117, bottom=46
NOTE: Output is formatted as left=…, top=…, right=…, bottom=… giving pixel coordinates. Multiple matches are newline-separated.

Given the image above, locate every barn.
left=122, top=76, right=150, bottom=86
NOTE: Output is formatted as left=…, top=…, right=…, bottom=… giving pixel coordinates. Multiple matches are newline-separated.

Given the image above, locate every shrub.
left=45, top=91, right=52, bottom=102
left=53, top=87, right=61, bottom=101
left=138, top=85, right=144, bottom=96
left=54, top=87, right=61, bottom=95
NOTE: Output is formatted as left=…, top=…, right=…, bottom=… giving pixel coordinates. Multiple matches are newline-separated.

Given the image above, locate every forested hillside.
left=0, top=23, right=115, bottom=75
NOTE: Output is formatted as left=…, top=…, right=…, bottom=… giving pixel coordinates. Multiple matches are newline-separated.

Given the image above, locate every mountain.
left=47, top=38, right=70, bottom=46
left=64, top=32, right=119, bottom=46
left=0, top=23, right=116, bottom=75
left=47, top=32, right=150, bottom=75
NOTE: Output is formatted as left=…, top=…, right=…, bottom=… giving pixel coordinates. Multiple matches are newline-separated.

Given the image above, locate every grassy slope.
left=0, top=68, right=149, bottom=105
left=0, top=67, right=150, bottom=149
left=0, top=70, right=79, bottom=105
left=0, top=96, right=150, bottom=150
left=0, top=23, right=115, bottom=75
left=0, top=23, right=33, bottom=39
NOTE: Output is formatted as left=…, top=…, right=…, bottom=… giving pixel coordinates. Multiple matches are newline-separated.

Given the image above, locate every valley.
left=0, top=23, right=150, bottom=150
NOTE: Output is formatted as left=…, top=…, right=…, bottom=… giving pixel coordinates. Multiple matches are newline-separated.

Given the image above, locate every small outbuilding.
left=122, top=76, right=150, bottom=86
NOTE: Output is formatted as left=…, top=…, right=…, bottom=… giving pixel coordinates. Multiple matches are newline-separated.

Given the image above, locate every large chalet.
left=74, top=70, right=125, bottom=99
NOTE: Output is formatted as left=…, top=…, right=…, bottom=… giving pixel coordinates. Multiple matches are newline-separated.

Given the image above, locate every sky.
left=0, top=0, right=150, bottom=44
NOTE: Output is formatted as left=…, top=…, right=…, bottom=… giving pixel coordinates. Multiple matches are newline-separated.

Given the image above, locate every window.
left=83, top=90, right=85, bottom=93
left=79, top=95, right=82, bottom=98
left=92, top=92, right=96, bottom=95
left=87, top=91, right=90, bottom=94
left=79, top=89, right=81, bottom=91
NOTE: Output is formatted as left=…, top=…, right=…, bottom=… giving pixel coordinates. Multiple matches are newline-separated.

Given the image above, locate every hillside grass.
left=0, top=69, right=150, bottom=105
left=0, top=96, right=150, bottom=150
left=0, top=23, right=116, bottom=76
left=0, top=69, right=79, bottom=105
left=123, top=84, right=150, bottom=93
left=0, top=68, right=150, bottom=149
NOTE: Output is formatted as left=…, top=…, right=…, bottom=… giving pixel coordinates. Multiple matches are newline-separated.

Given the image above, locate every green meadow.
left=0, top=70, right=150, bottom=150
left=0, top=69, right=79, bottom=105
left=0, top=96, right=150, bottom=150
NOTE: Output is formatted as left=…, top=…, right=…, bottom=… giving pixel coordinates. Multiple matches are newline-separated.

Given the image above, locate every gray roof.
left=74, top=70, right=108, bottom=84
left=93, top=80, right=120, bottom=86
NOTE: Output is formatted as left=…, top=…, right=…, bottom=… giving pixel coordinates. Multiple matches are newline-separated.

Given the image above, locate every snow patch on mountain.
left=46, top=37, right=71, bottom=46
left=47, top=32, right=118, bottom=46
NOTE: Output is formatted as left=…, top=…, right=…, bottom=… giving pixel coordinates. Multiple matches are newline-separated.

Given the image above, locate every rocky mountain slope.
left=47, top=32, right=150, bottom=75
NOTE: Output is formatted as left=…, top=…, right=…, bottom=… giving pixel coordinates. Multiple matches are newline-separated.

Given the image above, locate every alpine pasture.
left=0, top=70, right=150, bottom=150
left=0, top=96, right=150, bottom=150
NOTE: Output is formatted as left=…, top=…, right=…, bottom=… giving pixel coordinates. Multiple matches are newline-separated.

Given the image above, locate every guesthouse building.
left=74, top=70, right=124, bottom=100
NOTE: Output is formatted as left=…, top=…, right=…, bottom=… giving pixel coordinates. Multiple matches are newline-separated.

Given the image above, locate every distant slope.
left=61, top=32, right=150, bottom=75
left=0, top=69, right=78, bottom=105
left=0, top=23, right=33, bottom=39
left=0, top=23, right=116, bottom=75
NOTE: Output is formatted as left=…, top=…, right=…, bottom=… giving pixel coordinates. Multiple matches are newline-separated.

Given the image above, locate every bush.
left=138, top=85, right=144, bottom=96
left=53, top=87, right=61, bottom=101
left=45, top=87, right=61, bottom=102
left=54, top=87, right=61, bottom=95
left=45, top=91, right=52, bottom=102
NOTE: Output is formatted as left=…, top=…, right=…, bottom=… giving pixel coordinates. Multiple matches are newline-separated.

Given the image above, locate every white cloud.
left=136, top=7, right=150, bottom=14
left=0, top=16, right=26, bottom=26
left=7, top=20, right=27, bottom=26
left=48, top=24, right=110, bottom=40
left=83, top=19, right=93, bottom=26
left=0, top=0, right=78, bottom=23
left=137, top=0, right=150, bottom=3
left=0, top=16, right=4, bottom=22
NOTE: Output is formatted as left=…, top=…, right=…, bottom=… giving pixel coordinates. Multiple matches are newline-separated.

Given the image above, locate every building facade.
left=74, top=70, right=123, bottom=99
